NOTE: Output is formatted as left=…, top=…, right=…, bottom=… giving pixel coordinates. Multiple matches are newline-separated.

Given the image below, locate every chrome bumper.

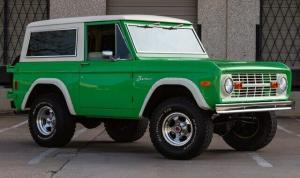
left=216, top=101, right=294, bottom=114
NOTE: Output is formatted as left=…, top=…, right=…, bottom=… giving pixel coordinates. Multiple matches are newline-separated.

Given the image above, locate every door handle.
left=80, top=62, right=90, bottom=66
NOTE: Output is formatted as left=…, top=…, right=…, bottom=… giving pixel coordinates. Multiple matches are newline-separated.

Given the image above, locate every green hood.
left=211, top=59, right=290, bottom=72
left=135, top=58, right=291, bottom=74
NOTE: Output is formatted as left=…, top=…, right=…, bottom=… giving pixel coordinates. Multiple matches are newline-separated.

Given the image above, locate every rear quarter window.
left=26, top=29, right=77, bottom=57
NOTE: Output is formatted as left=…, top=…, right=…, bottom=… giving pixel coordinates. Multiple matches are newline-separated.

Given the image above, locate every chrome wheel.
left=36, top=106, right=56, bottom=136
left=162, top=112, right=193, bottom=146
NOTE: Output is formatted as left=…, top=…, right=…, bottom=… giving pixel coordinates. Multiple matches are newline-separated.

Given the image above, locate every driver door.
left=79, top=22, right=134, bottom=118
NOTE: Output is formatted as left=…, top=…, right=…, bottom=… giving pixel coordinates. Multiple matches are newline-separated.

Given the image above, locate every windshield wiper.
left=137, top=22, right=161, bottom=28
left=135, top=23, right=184, bottom=30
left=162, top=24, right=184, bottom=30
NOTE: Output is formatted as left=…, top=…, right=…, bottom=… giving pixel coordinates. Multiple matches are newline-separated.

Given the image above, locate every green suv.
left=7, top=15, right=294, bottom=159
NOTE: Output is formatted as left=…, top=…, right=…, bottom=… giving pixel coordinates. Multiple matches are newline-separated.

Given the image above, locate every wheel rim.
left=36, top=106, right=56, bottom=136
left=162, top=112, right=193, bottom=146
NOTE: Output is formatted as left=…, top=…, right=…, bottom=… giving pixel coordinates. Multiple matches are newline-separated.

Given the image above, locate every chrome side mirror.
left=102, top=50, right=113, bottom=59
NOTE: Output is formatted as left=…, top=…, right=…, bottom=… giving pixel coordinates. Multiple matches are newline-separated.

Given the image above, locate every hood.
left=136, top=57, right=290, bottom=74
left=211, top=59, right=290, bottom=72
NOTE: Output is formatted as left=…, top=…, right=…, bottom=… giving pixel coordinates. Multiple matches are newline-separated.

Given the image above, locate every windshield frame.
left=125, top=23, right=208, bottom=58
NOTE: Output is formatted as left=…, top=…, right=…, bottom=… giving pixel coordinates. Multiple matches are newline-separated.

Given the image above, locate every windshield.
left=127, top=25, right=206, bottom=55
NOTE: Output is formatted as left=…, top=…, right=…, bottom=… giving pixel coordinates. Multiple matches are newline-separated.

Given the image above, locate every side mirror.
left=102, top=50, right=113, bottom=59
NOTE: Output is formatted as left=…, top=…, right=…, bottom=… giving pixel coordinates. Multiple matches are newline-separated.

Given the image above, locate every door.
left=79, top=22, right=134, bottom=117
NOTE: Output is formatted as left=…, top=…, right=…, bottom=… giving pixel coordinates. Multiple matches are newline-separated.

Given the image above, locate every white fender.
left=139, top=78, right=211, bottom=117
left=21, top=78, right=76, bottom=115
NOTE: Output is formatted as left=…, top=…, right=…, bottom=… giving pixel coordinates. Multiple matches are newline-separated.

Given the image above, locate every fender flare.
left=21, top=78, right=76, bottom=115
left=138, top=78, right=211, bottom=117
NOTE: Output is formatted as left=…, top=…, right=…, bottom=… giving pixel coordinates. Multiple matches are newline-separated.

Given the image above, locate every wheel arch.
left=139, top=78, right=211, bottom=118
left=21, top=78, right=76, bottom=115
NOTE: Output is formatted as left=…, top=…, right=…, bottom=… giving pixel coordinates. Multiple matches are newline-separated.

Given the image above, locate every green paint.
left=7, top=19, right=292, bottom=119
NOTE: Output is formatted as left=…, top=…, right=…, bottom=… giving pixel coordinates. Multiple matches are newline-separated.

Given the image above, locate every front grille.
left=231, top=73, right=277, bottom=98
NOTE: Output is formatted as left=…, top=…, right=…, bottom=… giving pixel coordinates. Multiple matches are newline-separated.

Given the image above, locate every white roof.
left=28, top=15, right=192, bottom=27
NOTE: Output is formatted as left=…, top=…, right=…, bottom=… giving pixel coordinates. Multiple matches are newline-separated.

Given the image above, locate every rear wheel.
left=104, top=118, right=148, bottom=142
left=149, top=97, right=213, bottom=160
left=222, top=112, right=277, bottom=151
left=29, top=93, right=75, bottom=147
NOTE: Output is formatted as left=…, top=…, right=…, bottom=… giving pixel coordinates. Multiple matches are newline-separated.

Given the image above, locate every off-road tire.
left=149, top=97, right=213, bottom=160
left=77, top=118, right=102, bottom=129
left=222, top=112, right=277, bottom=151
left=29, top=93, right=76, bottom=147
left=104, top=118, right=148, bottom=142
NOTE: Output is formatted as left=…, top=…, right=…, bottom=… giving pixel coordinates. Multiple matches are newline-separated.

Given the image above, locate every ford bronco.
left=6, top=15, right=294, bottom=159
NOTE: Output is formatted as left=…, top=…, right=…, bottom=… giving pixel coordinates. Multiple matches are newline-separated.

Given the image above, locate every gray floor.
left=0, top=114, right=300, bottom=178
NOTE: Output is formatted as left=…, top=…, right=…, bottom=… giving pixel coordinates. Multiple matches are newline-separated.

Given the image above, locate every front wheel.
left=222, top=112, right=277, bottom=151
left=149, top=97, right=213, bottom=160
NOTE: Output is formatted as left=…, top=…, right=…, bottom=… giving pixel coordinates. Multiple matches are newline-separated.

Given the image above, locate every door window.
left=87, top=24, right=130, bottom=61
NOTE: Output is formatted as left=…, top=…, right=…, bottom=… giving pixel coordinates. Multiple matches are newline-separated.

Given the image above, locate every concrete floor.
left=0, top=114, right=300, bottom=178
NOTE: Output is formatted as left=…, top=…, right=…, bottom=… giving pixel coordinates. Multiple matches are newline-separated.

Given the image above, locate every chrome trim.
left=162, top=112, right=193, bottom=146
left=243, top=83, right=270, bottom=87
left=216, top=101, right=294, bottom=114
left=228, top=73, right=279, bottom=98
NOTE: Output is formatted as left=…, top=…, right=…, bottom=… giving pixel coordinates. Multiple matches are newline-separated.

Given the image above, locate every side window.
left=27, top=29, right=77, bottom=57
left=87, top=24, right=130, bottom=61
left=116, top=26, right=130, bottom=59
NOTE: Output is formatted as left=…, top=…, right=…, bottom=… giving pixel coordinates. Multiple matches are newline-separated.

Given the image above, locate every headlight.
left=277, top=75, right=287, bottom=94
left=224, top=77, right=234, bottom=94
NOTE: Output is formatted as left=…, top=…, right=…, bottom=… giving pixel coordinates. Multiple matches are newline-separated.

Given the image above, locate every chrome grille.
left=231, top=73, right=277, bottom=98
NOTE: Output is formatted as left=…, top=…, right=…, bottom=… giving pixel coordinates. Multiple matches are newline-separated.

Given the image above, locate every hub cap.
left=36, top=106, right=56, bottom=136
left=162, top=112, right=193, bottom=146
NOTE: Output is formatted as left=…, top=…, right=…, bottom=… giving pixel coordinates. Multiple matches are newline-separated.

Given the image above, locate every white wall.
left=50, top=0, right=106, bottom=18
left=198, top=0, right=259, bottom=60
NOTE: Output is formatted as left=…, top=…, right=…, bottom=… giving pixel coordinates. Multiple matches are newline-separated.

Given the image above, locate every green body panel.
left=130, top=59, right=221, bottom=109
left=79, top=60, right=135, bottom=117
left=8, top=62, right=81, bottom=112
left=7, top=19, right=292, bottom=120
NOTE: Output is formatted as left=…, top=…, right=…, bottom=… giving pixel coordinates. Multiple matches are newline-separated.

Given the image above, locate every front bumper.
left=216, top=101, right=294, bottom=114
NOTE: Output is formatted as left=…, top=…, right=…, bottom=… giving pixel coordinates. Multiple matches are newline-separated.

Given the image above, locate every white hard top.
left=28, top=15, right=192, bottom=27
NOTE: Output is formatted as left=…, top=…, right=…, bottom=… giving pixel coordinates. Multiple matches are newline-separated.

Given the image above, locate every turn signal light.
left=234, top=82, right=243, bottom=90
left=271, top=81, right=279, bottom=89
left=200, top=81, right=211, bottom=87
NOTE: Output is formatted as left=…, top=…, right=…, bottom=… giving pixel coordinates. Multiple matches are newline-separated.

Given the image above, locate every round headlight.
left=224, top=78, right=234, bottom=94
left=278, top=76, right=287, bottom=94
